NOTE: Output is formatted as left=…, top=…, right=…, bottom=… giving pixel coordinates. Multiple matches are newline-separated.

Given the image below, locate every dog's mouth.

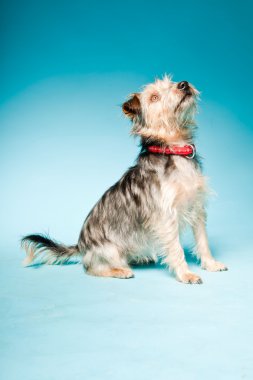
left=174, top=80, right=197, bottom=113
left=174, top=92, right=192, bottom=113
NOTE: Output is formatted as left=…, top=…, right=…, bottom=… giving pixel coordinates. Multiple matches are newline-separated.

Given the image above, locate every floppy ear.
left=122, top=93, right=141, bottom=119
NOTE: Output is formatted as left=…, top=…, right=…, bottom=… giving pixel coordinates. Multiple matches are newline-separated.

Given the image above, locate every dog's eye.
left=150, top=94, right=159, bottom=102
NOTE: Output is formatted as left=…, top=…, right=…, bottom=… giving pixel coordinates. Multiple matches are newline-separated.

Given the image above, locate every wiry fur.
left=21, top=234, right=79, bottom=266
left=21, top=75, right=227, bottom=283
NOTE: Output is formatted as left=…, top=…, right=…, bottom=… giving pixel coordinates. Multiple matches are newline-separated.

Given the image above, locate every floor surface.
left=1, top=234, right=252, bottom=380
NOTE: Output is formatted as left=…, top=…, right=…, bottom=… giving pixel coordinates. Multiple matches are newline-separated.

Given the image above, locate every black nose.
left=177, top=81, right=189, bottom=91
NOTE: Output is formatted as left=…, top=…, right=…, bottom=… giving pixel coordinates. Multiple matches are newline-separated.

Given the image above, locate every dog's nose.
left=177, top=81, right=189, bottom=91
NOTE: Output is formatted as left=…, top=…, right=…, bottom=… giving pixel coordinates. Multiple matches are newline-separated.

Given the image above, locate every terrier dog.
left=22, top=75, right=227, bottom=284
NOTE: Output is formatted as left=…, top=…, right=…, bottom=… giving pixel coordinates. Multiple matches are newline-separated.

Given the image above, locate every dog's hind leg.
left=83, top=244, right=134, bottom=279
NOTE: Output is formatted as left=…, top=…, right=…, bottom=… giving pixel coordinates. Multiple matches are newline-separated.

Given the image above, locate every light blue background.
left=1, top=1, right=253, bottom=379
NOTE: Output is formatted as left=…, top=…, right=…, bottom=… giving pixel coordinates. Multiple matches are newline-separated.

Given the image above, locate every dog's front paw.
left=178, top=272, right=203, bottom=284
left=202, top=260, right=228, bottom=272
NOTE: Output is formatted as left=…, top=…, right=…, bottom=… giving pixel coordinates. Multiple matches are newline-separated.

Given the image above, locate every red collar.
left=147, top=144, right=196, bottom=159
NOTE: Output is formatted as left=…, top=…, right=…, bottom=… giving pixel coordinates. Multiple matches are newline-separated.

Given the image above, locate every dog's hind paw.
left=87, top=267, right=134, bottom=279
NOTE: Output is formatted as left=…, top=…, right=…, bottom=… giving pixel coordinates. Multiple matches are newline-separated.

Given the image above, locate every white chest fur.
left=159, top=156, right=207, bottom=216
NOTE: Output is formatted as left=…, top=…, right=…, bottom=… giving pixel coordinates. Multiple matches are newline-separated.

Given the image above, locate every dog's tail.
left=21, top=234, right=80, bottom=266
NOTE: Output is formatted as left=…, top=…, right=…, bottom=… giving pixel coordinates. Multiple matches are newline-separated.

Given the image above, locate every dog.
left=21, top=75, right=228, bottom=284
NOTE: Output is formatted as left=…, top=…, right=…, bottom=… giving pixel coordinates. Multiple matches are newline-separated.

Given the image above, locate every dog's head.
left=122, top=75, right=199, bottom=144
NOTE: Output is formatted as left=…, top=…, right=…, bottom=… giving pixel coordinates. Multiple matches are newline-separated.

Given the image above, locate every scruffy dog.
left=22, top=75, right=227, bottom=284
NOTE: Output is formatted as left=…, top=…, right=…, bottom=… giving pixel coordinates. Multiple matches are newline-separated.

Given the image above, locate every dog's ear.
left=122, top=93, right=141, bottom=119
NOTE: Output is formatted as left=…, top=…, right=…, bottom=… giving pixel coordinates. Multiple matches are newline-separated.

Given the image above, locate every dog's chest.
left=159, top=156, right=207, bottom=210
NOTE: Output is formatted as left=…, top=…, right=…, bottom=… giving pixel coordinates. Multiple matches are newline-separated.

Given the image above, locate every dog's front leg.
left=192, top=219, right=228, bottom=272
left=153, top=215, right=202, bottom=284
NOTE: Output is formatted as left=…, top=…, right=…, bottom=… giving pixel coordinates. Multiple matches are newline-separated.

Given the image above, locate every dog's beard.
left=174, top=93, right=193, bottom=113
